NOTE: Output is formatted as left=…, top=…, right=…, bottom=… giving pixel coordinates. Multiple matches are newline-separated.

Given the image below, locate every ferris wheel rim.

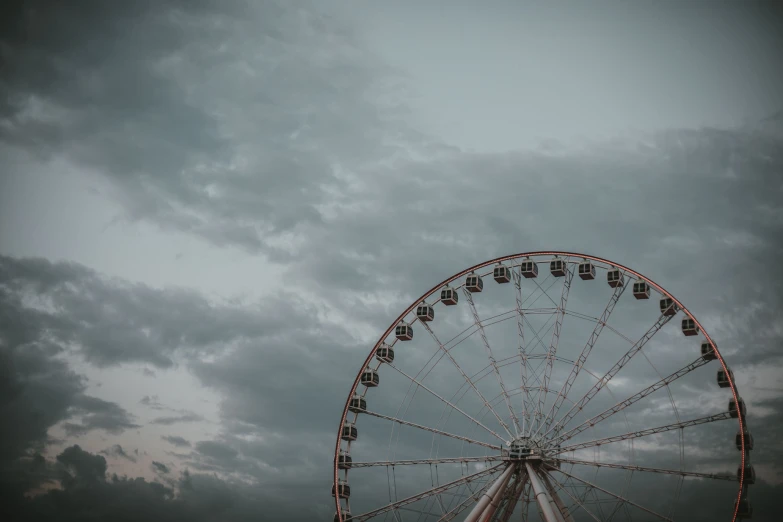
left=333, top=250, right=747, bottom=522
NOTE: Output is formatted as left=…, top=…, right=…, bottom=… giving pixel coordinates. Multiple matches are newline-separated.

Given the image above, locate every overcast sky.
left=1, top=1, right=782, bottom=521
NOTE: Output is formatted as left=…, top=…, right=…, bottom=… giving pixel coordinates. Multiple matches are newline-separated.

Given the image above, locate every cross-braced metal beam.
left=543, top=311, right=674, bottom=440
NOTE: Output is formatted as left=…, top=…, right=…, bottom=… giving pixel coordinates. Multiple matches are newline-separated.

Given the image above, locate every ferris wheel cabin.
left=521, top=259, right=538, bottom=278
left=682, top=317, right=699, bottom=336
left=493, top=263, right=511, bottom=283
left=550, top=257, right=567, bottom=277
left=348, top=395, right=366, bottom=414
left=440, top=286, right=459, bottom=305
left=717, top=368, right=734, bottom=388
left=660, top=297, right=679, bottom=316
left=700, top=340, right=717, bottom=361
left=736, top=428, right=754, bottom=451
left=466, top=273, right=483, bottom=292
left=338, top=450, right=352, bottom=470
left=395, top=322, right=413, bottom=341
left=578, top=260, right=596, bottom=280
left=607, top=268, right=623, bottom=287
left=341, top=422, right=358, bottom=441
left=738, top=464, right=756, bottom=485
left=632, top=279, right=650, bottom=299
left=376, top=343, right=394, bottom=364
left=729, top=397, right=747, bottom=419
left=416, top=303, right=434, bottom=322
left=361, top=368, right=380, bottom=387
left=332, top=479, right=351, bottom=499
left=735, top=486, right=753, bottom=519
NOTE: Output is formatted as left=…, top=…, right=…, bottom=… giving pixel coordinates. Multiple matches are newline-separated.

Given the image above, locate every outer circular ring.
left=333, top=251, right=746, bottom=522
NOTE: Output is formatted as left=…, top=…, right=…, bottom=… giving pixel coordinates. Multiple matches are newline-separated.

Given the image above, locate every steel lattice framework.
left=333, top=252, right=751, bottom=522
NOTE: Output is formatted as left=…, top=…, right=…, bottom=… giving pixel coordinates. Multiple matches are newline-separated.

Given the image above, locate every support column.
left=463, top=464, right=516, bottom=522
left=541, top=472, right=575, bottom=522
left=524, top=463, right=563, bottom=522
left=480, top=467, right=519, bottom=522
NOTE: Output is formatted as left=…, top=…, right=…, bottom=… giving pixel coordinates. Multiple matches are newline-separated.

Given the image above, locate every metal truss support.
left=525, top=463, right=564, bottom=522
left=463, top=464, right=517, bottom=522
left=540, top=472, right=574, bottom=522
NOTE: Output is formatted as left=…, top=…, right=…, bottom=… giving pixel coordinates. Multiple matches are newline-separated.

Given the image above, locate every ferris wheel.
left=333, top=252, right=754, bottom=522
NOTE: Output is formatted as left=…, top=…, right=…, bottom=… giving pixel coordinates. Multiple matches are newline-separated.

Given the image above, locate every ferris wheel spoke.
left=542, top=283, right=627, bottom=438
left=364, top=410, right=503, bottom=451
left=553, top=467, right=673, bottom=521
left=513, top=266, right=532, bottom=437
left=555, top=411, right=732, bottom=453
left=532, top=263, right=574, bottom=437
left=420, top=320, right=515, bottom=440
left=351, top=456, right=505, bottom=468
left=544, top=312, right=674, bottom=439
left=352, top=464, right=505, bottom=522
left=546, top=456, right=735, bottom=481
left=388, top=363, right=508, bottom=443
left=541, top=471, right=601, bottom=522
left=464, top=289, right=523, bottom=436
left=552, top=356, right=712, bottom=445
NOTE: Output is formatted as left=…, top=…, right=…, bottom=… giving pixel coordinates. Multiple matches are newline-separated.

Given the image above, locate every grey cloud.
left=63, top=395, right=140, bottom=436
left=0, top=254, right=300, bottom=368
left=0, top=0, right=416, bottom=256
left=151, top=413, right=203, bottom=426
left=101, top=444, right=137, bottom=463
left=152, top=461, right=170, bottom=475
left=162, top=436, right=191, bottom=448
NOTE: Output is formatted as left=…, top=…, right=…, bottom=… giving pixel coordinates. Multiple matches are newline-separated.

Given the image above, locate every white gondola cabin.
left=632, top=279, right=650, bottom=299
left=338, top=450, right=352, bottom=470
left=521, top=259, right=538, bottom=278
left=700, top=340, right=717, bottom=361
left=682, top=317, right=699, bottom=336
left=341, top=422, right=358, bottom=441
left=550, top=257, right=567, bottom=277
left=660, top=297, right=679, bottom=316
left=718, top=367, right=734, bottom=388
left=578, top=260, right=596, bottom=280
left=334, top=511, right=353, bottom=522
left=416, top=303, right=434, bottom=322
left=607, top=268, right=623, bottom=288
left=738, top=464, right=756, bottom=485
left=466, top=273, right=483, bottom=293
left=729, top=397, right=747, bottom=419
left=332, top=479, right=350, bottom=499
left=395, top=322, right=413, bottom=341
left=376, top=343, right=394, bottom=364
left=493, top=263, right=511, bottom=284
left=736, top=429, right=754, bottom=451
left=348, top=394, right=366, bottom=413
left=361, top=368, right=379, bottom=387
left=440, top=286, right=459, bottom=306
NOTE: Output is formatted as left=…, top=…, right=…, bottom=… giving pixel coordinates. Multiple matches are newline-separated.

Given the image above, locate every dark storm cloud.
left=0, top=324, right=137, bottom=465
left=0, top=444, right=303, bottom=522
left=162, top=436, right=191, bottom=448
left=0, top=254, right=301, bottom=368
left=62, top=395, right=141, bottom=436
left=0, top=0, right=419, bottom=257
